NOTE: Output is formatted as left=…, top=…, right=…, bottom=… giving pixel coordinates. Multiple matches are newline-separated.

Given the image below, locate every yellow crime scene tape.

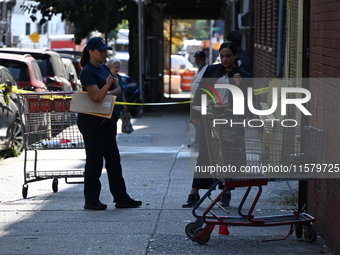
left=114, top=101, right=192, bottom=105
left=0, top=83, right=23, bottom=104
left=2, top=85, right=192, bottom=105
left=253, top=87, right=270, bottom=95
left=1, top=84, right=270, bottom=106
left=0, top=83, right=7, bottom=91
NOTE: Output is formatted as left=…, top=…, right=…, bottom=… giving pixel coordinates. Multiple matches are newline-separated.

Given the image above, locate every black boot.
left=220, top=193, right=231, bottom=207
left=182, top=194, right=200, bottom=208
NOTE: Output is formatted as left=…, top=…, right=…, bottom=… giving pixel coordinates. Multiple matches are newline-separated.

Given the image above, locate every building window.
left=25, top=23, right=30, bottom=35
left=13, top=36, right=19, bottom=44
left=37, top=23, right=47, bottom=34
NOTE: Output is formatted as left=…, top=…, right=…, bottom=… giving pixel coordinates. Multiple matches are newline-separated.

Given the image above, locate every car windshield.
left=31, top=61, right=43, bottom=81
left=0, top=60, right=29, bottom=82
left=31, top=54, right=54, bottom=78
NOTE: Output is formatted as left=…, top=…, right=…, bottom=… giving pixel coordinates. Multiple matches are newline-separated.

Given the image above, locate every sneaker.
left=115, top=198, right=142, bottom=208
left=84, top=202, right=107, bottom=210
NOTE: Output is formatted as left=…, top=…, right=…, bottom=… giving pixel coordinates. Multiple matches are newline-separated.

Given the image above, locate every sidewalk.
left=0, top=103, right=329, bottom=254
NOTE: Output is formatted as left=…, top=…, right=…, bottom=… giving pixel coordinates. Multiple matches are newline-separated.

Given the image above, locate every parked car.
left=53, top=50, right=82, bottom=76
left=62, top=58, right=82, bottom=91
left=171, top=55, right=196, bottom=71
left=0, top=48, right=73, bottom=91
left=0, top=66, right=23, bottom=154
left=0, top=53, right=48, bottom=92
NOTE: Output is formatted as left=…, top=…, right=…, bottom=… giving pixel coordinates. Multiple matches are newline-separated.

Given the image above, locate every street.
left=0, top=104, right=330, bottom=254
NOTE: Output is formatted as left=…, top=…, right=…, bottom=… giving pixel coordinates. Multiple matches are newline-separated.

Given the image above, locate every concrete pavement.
left=0, top=103, right=330, bottom=254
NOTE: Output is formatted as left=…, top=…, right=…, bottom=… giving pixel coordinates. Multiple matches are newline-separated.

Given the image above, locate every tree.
left=21, top=0, right=139, bottom=79
left=20, top=0, right=138, bottom=44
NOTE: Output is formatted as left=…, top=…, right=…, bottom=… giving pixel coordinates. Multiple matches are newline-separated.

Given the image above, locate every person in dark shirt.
left=183, top=41, right=252, bottom=208
left=78, top=37, right=142, bottom=210
left=226, top=30, right=252, bottom=75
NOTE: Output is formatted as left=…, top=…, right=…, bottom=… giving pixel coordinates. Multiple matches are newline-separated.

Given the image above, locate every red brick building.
left=306, top=0, right=340, bottom=253
left=250, top=0, right=340, bottom=253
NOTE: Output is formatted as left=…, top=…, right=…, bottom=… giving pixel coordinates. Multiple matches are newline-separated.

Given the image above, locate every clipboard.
left=70, top=91, right=116, bottom=119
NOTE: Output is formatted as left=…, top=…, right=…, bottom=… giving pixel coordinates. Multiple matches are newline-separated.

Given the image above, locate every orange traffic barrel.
left=180, top=70, right=196, bottom=91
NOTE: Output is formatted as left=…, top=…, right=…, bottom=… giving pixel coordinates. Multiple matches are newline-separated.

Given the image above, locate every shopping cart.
left=17, top=92, right=84, bottom=198
left=186, top=107, right=324, bottom=244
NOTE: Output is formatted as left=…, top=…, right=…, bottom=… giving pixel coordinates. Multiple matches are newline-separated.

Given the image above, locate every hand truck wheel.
left=52, top=178, right=58, bottom=193
left=22, top=184, right=28, bottom=198
left=185, top=222, right=198, bottom=238
left=193, top=228, right=210, bottom=245
left=304, top=224, right=317, bottom=243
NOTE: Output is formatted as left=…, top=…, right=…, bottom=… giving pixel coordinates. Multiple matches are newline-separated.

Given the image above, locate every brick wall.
left=308, top=0, right=340, bottom=253
left=251, top=0, right=340, bottom=252
left=252, top=0, right=278, bottom=79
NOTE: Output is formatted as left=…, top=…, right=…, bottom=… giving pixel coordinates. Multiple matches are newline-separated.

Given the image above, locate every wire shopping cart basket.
left=186, top=108, right=325, bottom=245
left=17, top=92, right=84, bottom=198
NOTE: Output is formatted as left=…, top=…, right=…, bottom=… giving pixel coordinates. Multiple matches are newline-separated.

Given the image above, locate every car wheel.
left=11, top=116, right=24, bottom=152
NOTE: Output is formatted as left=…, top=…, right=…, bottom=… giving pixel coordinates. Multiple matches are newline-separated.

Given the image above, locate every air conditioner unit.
left=238, top=13, right=251, bottom=30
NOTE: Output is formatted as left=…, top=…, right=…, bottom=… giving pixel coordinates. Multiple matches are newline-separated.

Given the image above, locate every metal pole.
left=276, top=0, right=284, bottom=77
left=209, top=20, right=213, bottom=65
left=169, top=17, right=172, bottom=97
left=138, top=0, right=144, bottom=102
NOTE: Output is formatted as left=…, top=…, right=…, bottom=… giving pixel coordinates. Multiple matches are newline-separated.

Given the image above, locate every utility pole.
left=0, top=0, right=16, bottom=46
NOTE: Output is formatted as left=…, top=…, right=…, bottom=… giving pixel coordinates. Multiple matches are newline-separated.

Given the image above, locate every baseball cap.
left=86, top=37, right=112, bottom=51
left=194, top=51, right=206, bottom=58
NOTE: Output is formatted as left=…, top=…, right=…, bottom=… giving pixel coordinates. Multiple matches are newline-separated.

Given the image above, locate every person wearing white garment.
left=189, top=51, right=208, bottom=148
left=190, top=51, right=208, bottom=95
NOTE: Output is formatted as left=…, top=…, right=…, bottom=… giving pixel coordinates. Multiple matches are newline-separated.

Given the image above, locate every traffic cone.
left=218, top=225, right=229, bottom=235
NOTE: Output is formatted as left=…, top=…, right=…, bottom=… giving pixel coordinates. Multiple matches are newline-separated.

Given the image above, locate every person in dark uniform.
left=78, top=37, right=142, bottom=210
left=182, top=41, right=252, bottom=208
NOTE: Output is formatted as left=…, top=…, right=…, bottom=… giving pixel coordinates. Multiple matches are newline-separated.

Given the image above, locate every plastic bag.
left=121, top=111, right=134, bottom=134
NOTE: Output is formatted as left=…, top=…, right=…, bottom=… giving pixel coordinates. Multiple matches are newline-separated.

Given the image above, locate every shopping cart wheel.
left=22, top=184, right=28, bottom=199
left=52, top=178, right=58, bottom=193
left=304, top=224, right=317, bottom=243
left=193, top=228, right=210, bottom=245
left=185, top=223, right=198, bottom=238
left=295, top=223, right=303, bottom=238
